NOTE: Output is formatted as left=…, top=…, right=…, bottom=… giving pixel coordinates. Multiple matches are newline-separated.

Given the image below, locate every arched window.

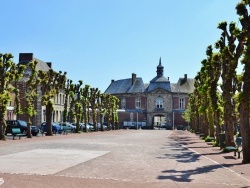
left=135, top=97, right=141, bottom=109
left=155, top=97, right=163, bottom=108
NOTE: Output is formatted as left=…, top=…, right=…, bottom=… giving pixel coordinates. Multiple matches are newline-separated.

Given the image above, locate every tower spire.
left=156, top=57, right=164, bottom=77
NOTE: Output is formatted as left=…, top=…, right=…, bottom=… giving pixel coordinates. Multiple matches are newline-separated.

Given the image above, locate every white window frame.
left=121, top=98, right=126, bottom=109
left=155, top=97, right=163, bottom=108
left=135, top=97, right=141, bottom=109
left=179, top=97, right=185, bottom=109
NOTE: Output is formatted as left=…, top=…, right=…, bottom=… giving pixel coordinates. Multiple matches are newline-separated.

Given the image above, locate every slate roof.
left=104, top=77, right=145, bottom=94
left=171, top=78, right=195, bottom=94
left=145, top=75, right=171, bottom=92
left=34, top=58, right=51, bottom=72
left=105, top=76, right=195, bottom=94
left=19, top=57, right=51, bottom=72
left=104, top=61, right=194, bottom=95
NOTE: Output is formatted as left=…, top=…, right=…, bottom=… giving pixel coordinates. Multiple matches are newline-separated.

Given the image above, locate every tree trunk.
left=0, top=118, right=6, bottom=141
left=27, top=117, right=32, bottom=138
left=223, top=81, right=235, bottom=146
left=207, top=105, right=215, bottom=137
left=194, top=113, right=199, bottom=133
left=239, top=101, right=250, bottom=163
left=239, top=49, right=250, bottom=164
left=215, top=111, right=221, bottom=144
left=45, top=103, right=53, bottom=136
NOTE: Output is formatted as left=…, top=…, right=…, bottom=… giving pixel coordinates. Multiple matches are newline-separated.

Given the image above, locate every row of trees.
left=185, top=0, right=250, bottom=164
left=0, top=54, right=119, bottom=140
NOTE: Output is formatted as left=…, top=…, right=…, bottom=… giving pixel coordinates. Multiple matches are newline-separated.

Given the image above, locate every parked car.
left=59, top=122, right=76, bottom=133
left=5, top=120, right=39, bottom=136
left=88, top=122, right=108, bottom=131
left=78, top=123, right=94, bottom=131
left=40, top=122, right=63, bottom=134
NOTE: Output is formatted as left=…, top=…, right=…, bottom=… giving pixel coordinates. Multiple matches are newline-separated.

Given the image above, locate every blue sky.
left=1, top=0, right=240, bottom=92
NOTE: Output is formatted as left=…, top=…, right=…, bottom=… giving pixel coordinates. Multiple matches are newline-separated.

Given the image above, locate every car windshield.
left=18, top=120, right=27, bottom=126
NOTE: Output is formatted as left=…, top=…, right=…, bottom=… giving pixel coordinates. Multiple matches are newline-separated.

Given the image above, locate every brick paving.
left=169, top=130, right=250, bottom=183
left=0, top=130, right=249, bottom=188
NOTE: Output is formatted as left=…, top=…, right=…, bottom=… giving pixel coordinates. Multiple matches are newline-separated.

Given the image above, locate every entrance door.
left=153, top=115, right=165, bottom=129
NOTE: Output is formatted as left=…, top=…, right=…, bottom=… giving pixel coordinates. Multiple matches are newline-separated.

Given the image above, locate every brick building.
left=104, top=59, right=194, bottom=129
left=17, top=53, right=67, bottom=126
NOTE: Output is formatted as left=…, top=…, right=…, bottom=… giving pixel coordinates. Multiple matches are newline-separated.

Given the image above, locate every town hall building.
left=104, top=59, right=194, bottom=129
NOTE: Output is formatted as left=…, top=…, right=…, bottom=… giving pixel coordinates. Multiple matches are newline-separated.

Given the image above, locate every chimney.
left=184, top=74, right=187, bottom=81
left=180, top=74, right=188, bottom=86
left=132, top=73, right=136, bottom=85
left=111, top=79, right=115, bottom=83
left=46, top=62, right=52, bottom=68
left=19, top=53, right=33, bottom=64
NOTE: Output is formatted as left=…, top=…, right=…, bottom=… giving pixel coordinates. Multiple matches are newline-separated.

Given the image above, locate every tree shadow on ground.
left=156, top=132, right=245, bottom=182
left=157, top=164, right=222, bottom=182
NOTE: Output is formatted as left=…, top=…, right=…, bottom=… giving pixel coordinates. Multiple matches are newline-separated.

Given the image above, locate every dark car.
left=5, top=120, right=39, bottom=136
left=40, top=122, right=63, bottom=134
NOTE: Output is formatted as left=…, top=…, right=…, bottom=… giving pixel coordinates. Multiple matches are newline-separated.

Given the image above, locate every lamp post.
left=136, top=111, right=138, bottom=130
left=173, top=110, right=174, bottom=130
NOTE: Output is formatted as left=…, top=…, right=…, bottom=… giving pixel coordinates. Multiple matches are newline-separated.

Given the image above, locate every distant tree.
left=182, top=103, right=191, bottom=127
left=38, top=69, right=67, bottom=136
left=0, top=53, right=25, bottom=140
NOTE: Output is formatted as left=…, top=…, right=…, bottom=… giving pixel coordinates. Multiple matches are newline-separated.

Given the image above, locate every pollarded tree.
left=112, top=97, right=119, bottom=130
left=101, top=94, right=112, bottom=130
left=12, top=64, right=26, bottom=120
left=189, top=85, right=200, bottom=132
left=0, top=53, right=25, bottom=140
left=196, top=65, right=209, bottom=137
left=62, top=79, right=73, bottom=123
left=24, top=61, right=39, bottom=138
left=103, top=94, right=119, bottom=130
left=97, top=93, right=106, bottom=131
left=235, top=0, right=250, bottom=164
left=89, top=87, right=100, bottom=131
left=216, top=20, right=245, bottom=146
left=69, top=80, right=83, bottom=133
left=38, top=69, right=67, bottom=136
left=80, top=84, right=90, bottom=132
left=204, top=45, right=222, bottom=138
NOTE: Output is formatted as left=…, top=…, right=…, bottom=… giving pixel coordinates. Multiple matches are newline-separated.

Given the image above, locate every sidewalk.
left=169, top=130, right=250, bottom=182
